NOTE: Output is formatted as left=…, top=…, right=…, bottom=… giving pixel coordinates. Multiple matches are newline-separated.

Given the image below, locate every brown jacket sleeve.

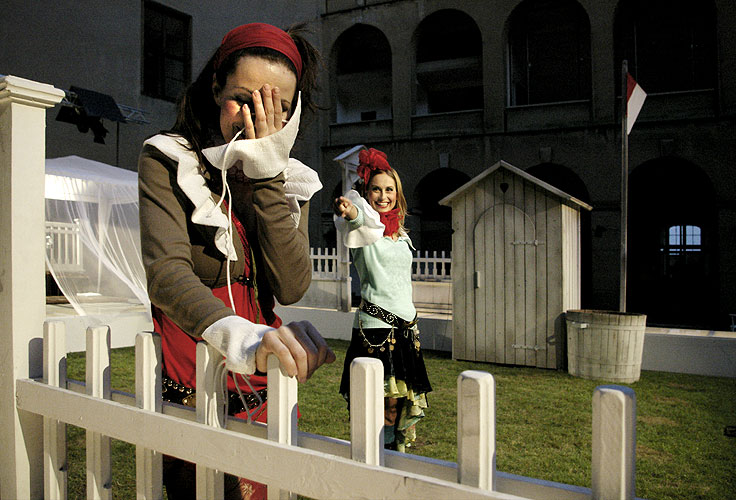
left=138, top=145, right=234, bottom=337
left=251, top=174, right=312, bottom=305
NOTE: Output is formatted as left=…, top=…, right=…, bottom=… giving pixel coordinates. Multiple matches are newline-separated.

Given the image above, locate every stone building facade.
left=2, top=0, right=734, bottom=329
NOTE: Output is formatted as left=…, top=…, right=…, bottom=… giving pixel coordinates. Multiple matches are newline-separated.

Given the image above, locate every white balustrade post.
left=195, top=342, right=225, bottom=499
left=0, top=74, right=64, bottom=499
left=267, top=354, right=298, bottom=500
left=592, top=385, right=636, bottom=500
left=43, top=321, right=68, bottom=500
left=86, top=325, right=113, bottom=500
left=457, top=370, right=496, bottom=490
left=135, top=332, right=163, bottom=500
left=349, top=358, right=384, bottom=466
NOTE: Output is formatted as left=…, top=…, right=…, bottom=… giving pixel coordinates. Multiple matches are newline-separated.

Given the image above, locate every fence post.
left=43, top=321, right=68, bottom=500
left=457, top=370, right=496, bottom=490
left=86, top=325, right=113, bottom=500
left=195, top=342, right=225, bottom=498
left=592, top=385, right=636, bottom=500
left=0, top=74, right=65, bottom=499
left=135, top=332, right=163, bottom=499
left=267, top=354, right=298, bottom=500
left=349, top=358, right=384, bottom=466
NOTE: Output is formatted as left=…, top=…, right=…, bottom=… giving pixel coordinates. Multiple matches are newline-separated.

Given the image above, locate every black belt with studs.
left=359, top=299, right=417, bottom=329
left=162, top=375, right=266, bottom=415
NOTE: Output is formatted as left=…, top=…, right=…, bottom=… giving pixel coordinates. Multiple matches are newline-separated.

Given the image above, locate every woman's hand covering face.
left=214, top=55, right=297, bottom=142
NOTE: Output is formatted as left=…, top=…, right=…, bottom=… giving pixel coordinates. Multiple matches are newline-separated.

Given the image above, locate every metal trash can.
left=565, top=309, right=647, bottom=383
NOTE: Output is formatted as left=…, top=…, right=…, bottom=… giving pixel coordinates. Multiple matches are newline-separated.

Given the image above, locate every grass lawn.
left=66, top=339, right=736, bottom=499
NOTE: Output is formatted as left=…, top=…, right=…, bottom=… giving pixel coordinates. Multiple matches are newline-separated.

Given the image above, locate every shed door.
left=473, top=203, right=543, bottom=367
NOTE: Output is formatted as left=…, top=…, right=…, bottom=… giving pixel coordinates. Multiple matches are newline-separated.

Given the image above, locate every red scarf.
left=379, top=208, right=400, bottom=237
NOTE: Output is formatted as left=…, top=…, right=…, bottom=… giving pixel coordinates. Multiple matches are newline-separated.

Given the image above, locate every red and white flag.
left=626, top=73, right=646, bottom=135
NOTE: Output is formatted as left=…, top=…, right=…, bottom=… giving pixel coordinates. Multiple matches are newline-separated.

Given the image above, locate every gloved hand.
left=202, top=317, right=337, bottom=380
left=201, top=315, right=273, bottom=374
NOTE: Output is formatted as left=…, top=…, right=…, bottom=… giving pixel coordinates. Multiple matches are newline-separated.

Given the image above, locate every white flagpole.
left=620, top=60, right=629, bottom=312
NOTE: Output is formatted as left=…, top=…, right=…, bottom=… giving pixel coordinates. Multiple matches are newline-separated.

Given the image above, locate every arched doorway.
left=413, top=168, right=471, bottom=252
left=628, top=158, right=717, bottom=328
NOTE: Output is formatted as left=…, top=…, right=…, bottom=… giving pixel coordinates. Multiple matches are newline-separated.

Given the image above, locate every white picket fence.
left=14, top=321, right=638, bottom=499
left=310, top=247, right=452, bottom=282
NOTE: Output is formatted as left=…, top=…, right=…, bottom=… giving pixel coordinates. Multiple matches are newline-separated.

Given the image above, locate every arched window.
left=333, top=24, right=392, bottom=123
left=414, top=10, right=482, bottom=115
left=507, top=0, right=591, bottom=106
left=615, top=0, right=717, bottom=94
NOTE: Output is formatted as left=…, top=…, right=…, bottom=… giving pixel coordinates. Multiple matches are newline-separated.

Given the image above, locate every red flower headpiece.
left=357, top=148, right=391, bottom=187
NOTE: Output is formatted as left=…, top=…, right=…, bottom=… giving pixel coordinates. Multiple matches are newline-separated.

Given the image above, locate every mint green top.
left=347, top=207, right=416, bottom=329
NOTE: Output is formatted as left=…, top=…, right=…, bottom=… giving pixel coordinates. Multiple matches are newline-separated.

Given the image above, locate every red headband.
left=213, top=23, right=303, bottom=80
left=357, top=148, right=391, bottom=186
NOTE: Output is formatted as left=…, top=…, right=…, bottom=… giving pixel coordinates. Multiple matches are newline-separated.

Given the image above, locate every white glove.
left=201, top=315, right=275, bottom=374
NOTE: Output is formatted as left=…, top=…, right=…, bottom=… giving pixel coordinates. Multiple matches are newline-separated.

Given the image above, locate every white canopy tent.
left=45, top=155, right=150, bottom=317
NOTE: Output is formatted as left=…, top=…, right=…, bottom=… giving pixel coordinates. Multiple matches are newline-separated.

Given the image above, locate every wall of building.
left=2, top=0, right=734, bottom=330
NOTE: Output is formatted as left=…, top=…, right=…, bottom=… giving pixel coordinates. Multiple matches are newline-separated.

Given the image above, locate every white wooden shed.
left=439, top=160, right=592, bottom=369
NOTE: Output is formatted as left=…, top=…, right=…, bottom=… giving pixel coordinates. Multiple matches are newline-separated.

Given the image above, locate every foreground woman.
left=138, top=22, right=334, bottom=499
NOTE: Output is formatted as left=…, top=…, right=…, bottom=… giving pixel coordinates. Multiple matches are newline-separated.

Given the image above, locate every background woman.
left=333, top=148, right=432, bottom=452
left=138, top=22, right=334, bottom=499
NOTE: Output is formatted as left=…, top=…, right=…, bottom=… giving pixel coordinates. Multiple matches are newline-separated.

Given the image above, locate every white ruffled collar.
left=144, top=95, right=321, bottom=260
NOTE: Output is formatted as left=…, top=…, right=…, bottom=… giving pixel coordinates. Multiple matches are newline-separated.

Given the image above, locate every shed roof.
left=438, top=160, right=593, bottom=211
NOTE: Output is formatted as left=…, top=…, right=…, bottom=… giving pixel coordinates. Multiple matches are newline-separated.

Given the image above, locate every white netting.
left=45, top=155, right=150, bottom=317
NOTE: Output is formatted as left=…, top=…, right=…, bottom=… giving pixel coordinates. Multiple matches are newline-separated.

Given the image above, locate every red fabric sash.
left=152, top=205, right=281, bottom=422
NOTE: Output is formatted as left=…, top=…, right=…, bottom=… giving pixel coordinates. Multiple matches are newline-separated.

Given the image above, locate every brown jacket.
left=138, top=141, right=311, bottom=338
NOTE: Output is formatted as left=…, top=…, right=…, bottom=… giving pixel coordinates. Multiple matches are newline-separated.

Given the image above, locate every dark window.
left=143, top=2, right=191, bottom=101
left=615, top=0, right=716, bottom=94
left=508, top=0, right=591, bottom=106
left=415, top=10, right=482, bottom=114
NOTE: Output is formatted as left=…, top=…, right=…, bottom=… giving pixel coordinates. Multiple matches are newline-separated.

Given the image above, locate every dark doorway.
left=413, top=168, right=471, bottom=252
left=627, top=158, right=717, bottom=328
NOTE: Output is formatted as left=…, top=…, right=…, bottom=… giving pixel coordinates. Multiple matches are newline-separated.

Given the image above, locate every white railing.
left=412, top=250, right=452, bottom=281
left=45, top=220, right=84, bottom=273
left=310, top=247, right=452, bottom=282
left=311, top=247, right=339, bottom=279
left=12, top=320, right=639, bottom=499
